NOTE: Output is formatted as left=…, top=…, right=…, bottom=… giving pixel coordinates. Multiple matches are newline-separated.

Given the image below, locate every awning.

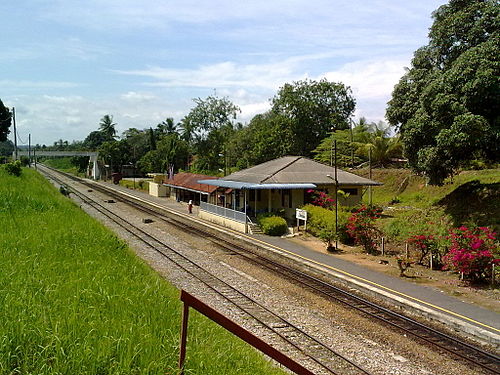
left=163, top=183, right=210, bottom=195
left=197, top=180, right=317, bottom=190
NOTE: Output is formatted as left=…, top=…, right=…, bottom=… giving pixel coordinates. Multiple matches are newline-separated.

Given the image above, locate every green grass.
left=355, top=168, right=500, bottom=239
left=42, top=157, right=80, bottom=175
left=0, top=168, right=285, bottom=374
left=119, top=179, right=150, bottom=192
left=361, top=168, right=500, bottom=208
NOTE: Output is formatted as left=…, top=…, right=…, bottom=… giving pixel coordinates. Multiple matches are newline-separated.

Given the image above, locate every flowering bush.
left=307, top=189, right=335, bottom=210
left=346, top=205, right=382, bottom=254
left=443, top=226, right=499, bottom=283
left=407, top=234, right=439, bottom=266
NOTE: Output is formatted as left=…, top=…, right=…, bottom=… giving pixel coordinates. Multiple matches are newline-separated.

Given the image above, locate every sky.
left=1, top=0, right=447, bottom=146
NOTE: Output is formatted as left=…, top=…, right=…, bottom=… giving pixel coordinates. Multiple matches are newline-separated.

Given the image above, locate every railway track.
left=39, top=165, right=371, bottom=375
left=40, top=165, right=500, bottom=374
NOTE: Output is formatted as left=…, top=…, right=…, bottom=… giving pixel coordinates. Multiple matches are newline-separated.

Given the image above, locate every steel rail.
left=39, top=165, right=370, bottom=375
left=41, top=166, right=500, bottom=374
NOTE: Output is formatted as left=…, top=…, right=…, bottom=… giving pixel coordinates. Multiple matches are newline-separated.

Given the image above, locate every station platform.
left=97, top=180, right=500, bottom=347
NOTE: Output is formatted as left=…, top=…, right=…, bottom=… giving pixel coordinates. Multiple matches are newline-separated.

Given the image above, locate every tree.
left=98, top=140, right=129, bottom=173
left=271, top=79, right=355, bottom=157
left=226, top=112, right=293, bottom=169
left=98, top=115, right=117, bottom=141
left=313, top=119, right=402, bottom=167
left=182, top=95, right=240, bottom=172
left=0, top=99, right=12, bottom=142
left=137, top=134, right=189, bottom=173
left=0, top=140, right=14, bottom=157
left=83, top=131, right=109, bottom=150
left=122, top=128, right=150, bottom=162
left=156, top=117, right=178, bottom=137
left=353, top=121, right=403, bottom=167
left=386, top=0, right=499, bottom=185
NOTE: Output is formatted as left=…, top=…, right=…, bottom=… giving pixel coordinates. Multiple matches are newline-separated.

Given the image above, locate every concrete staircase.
left=247, top=219, right=263, bottom=235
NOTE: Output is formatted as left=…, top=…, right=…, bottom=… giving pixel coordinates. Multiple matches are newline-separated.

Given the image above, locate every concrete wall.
left=149, top=182, right=168, bottom=197
left=198, top=210, right=247, bottom=233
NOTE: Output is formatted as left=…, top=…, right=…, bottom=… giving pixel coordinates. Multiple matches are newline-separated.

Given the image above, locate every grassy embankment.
left=41, top=157, right=82, bottom=176
left=0, top=168, right=285, bottom=374
left=357, top=168, right=500, bottom=236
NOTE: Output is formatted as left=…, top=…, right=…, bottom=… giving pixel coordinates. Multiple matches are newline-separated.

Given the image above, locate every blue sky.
left=1, top=0, right=446, bottom=146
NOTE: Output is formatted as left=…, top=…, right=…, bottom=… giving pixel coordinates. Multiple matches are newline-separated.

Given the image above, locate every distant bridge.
left=14, top=150, right=100, bottom=179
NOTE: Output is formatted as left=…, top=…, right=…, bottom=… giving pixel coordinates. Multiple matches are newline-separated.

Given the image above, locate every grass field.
left=41, top=157, right=81, bottom=176
left=355, top=168, right=500, bottom=234
left=0, top=167, right=284, bottom=374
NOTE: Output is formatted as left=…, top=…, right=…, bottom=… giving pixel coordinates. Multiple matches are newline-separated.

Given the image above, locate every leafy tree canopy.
left=0, top=140, right=14, bottom=157
left=98, top=140, right=129, bottom=173
left=313, top=118, right=402, bottom=168
left=182, top=95, right=240, bottom=172
left=227, top=112, right=294, bottom=169
left=271, top=78, right=355, bottom=157
left=0, top=99, right=12, bottom=142
left=386, top=0, right=499, bottom=185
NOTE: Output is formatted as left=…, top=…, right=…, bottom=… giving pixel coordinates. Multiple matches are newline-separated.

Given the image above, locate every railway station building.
left=196, top=156, right=382, bottom=232
left=161, top=172, right=219, bottom=205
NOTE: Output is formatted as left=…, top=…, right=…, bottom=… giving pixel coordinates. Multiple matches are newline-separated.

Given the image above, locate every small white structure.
left=149, top=182, right=167, bottom=197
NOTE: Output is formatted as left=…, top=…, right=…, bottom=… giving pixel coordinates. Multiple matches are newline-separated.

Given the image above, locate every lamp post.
left=330, top=126, right=335, bottom=167
left=327, top=140, right=339, bottom=250
left=349, top=118, right=355, bottom=168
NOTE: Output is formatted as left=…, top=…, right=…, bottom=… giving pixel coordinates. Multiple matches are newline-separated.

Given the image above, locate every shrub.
left=306, top=189, right=336, bottom=210
left=303, top=204, right=351, bottom=247
left=346, top=205, right=382, bottom=254
left=259, top=216, right=288, bottom=236
left=4, top=160, right=22, bottom=176
left=19, top=155, right=30, bottom=166
left=407, top=234, right=440, bottom=266
left=443, top=226, right=499, bottom=283
left=383, top=208, right=452, bottom=243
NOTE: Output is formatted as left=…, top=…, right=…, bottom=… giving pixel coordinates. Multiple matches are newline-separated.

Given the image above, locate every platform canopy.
left=197, top=156, right=381, bottom=190
left=196, top=180, right=316, bottom=190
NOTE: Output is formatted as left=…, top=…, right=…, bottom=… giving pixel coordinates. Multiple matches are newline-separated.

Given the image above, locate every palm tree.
left=354, top=122, right=403, bottom=166
left=99, top=115, right=117, bottom=140
left=157, top=117, right=177, bottom=135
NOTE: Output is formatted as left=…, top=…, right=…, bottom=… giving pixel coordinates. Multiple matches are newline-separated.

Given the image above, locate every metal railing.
left=200, top=201, right=247, bottom=223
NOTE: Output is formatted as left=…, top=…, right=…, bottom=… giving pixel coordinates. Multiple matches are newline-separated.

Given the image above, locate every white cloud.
left=116, top=59, right=302, bottom=90
left=120, top=91, right=158, bottom=102
left=0, top=80, right=80, bottom=89
left=323, top=58, right=408, bottom=100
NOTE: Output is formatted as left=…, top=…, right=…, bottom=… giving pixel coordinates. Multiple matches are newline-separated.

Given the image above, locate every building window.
left=342, top=188, right=358, bottom=196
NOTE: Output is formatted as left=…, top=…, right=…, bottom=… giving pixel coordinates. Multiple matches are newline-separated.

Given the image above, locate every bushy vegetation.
left=3, top=160, right=22, bottom=176
left=346, top=205, right=383, bottom=254
left=443, top=226, right=499, bottom=283
left=302, top=204, right=350, bottom=248
left=258, top=215, right=288, bottom=236
left=0, top=168, right=285, bottom=374
left=119, top=179, right=150, bottom=191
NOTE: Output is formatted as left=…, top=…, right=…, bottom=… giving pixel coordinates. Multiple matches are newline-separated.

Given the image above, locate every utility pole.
left=12, top=107, right=18, bottom=160
left=350, top=118, right=354, bottom=168
left=369, top=147, right=373, bottom=205
left=28, top=133, right=31, bottom=167
left=334, top=140, right=339, bottom=250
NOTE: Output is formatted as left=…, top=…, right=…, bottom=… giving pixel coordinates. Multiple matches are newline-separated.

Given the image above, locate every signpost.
left=296, top=208, right=307, bottom=232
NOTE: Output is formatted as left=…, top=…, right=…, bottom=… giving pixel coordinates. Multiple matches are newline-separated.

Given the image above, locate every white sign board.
left=296, top=208, right=307, bottom=221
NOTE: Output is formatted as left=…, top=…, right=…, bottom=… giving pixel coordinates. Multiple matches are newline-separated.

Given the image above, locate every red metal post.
left=178, top=301, right=190, bottom=375
left=179, top=290, right=315, bottom=375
